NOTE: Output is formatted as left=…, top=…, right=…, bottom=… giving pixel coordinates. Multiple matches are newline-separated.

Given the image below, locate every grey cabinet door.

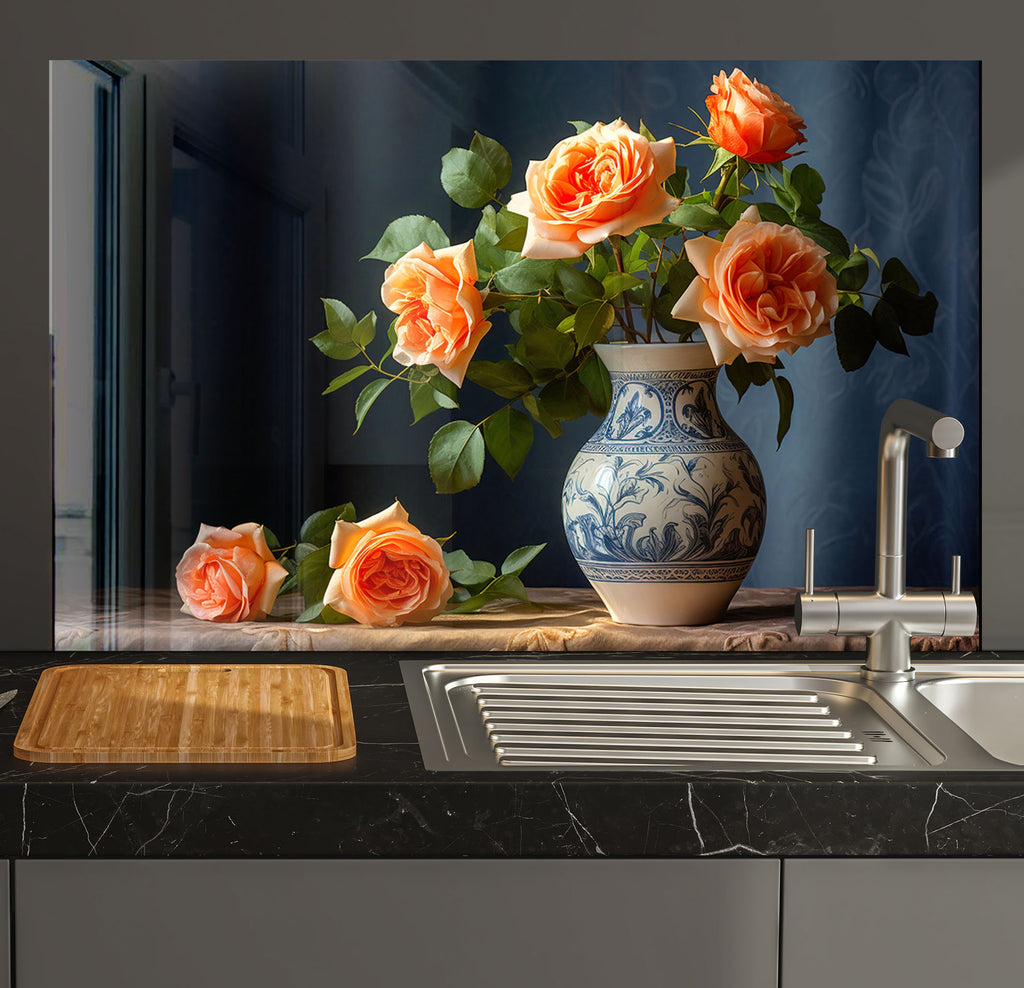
left=0, top=863, right=8, bottom=988
left=15, top=859, right=779, bottom=988
left=783, top=859, right=1024, bottom=988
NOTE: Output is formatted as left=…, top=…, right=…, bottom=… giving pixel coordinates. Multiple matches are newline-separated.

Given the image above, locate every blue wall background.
left=326, top=61, right=980, bottom=592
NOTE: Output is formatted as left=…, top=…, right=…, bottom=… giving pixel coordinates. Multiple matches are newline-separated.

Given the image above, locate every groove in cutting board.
left=13, top=664, right=357, bottom=763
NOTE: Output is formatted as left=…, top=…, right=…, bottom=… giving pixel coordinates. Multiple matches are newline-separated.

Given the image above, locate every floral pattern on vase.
left=562, top=342, right=766, bottom=626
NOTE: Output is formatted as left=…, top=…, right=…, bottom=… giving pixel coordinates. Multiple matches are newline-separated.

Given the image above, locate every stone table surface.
left=54, top=587, right=979, bottom=654
left=0, top=648, right=1022, bottom=859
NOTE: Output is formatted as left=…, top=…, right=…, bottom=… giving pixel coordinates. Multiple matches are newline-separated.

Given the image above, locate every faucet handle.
left=951, top=554, right=961, bottom=595
left=804, top=528, right=815, bottom=595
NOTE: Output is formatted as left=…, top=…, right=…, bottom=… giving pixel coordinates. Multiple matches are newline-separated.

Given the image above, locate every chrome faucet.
left=795, top=399, right=977, bottom=683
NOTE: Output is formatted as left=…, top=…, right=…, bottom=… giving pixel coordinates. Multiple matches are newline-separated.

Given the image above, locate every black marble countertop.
left=2, top=650, right=1024, bottom=859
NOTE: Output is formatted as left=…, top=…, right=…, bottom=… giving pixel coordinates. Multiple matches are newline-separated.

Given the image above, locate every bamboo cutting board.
left=13, top=664, right=357, bottom=763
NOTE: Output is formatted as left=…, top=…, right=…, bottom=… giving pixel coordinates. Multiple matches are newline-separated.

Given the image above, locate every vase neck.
left=590, top=359, right=737, bottom=447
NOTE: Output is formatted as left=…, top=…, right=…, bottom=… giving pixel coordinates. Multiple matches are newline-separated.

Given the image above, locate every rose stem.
left=711, top=158, right=738, bottom=213
left=610, top=235, right=648, bottom=342
left=648, top=238, right=669, bottom=343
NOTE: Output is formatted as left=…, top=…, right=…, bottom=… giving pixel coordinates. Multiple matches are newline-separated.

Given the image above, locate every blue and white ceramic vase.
left=561, top=341, right=766, bottom=626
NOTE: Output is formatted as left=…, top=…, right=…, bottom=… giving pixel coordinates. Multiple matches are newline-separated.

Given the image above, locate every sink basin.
left=916, top=678, right=1024, bottom=765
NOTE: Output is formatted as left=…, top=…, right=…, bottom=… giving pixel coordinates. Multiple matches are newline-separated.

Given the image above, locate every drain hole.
left=862, top=730, right=894, bottom=743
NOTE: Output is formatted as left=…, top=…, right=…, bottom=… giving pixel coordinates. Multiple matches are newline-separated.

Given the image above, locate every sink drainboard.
left=400, top=662, right=940, bottom=772
left=475, top=681, right=874, bottom=767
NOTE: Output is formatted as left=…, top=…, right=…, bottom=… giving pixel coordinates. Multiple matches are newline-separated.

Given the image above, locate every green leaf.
left=789, top=164, right=825, bottom=219
left=751, top=202, right=794, bottom=227
left=637, top=222, right=682, bottom=239
left=465, top=359, right=534, bottom=398
left=883, top=286, right=938, bottom=337
left=352, top=311, right=377, bottom=349
left=602, top=272, right=645, bottom=298
left=409, top=380, right=445, bottom=423
left=443, top=549, right=497, bottom=589
left=578, top=350, right=612, bottom=415
left=569, top=120, right=592, bottom=134
left=860, top=246, right=881, bottom=269
left=312, top=298, right=363, bottom=360
left=473, top=205, right=520, bottom=277
left=483, top=406, right=533, bottom=480
left=515, top=322, right=576, bottom=377
left=701, top=145, right=735, bottom=182
left=261, top=525, right=280, bottom=551
left=494, top=227, right=527, bottom=252
left=639, top=119, right=657, bottom=143
left=724, top=356, right=753, bottom=401
left=444, top=573, right=530, bottom=613
left=664, top=165, right=690, bottom=200
left=428, top=420, right=485, bottom=493
left=653, top=293, right=698, bottom=336
left=719, top=199, right=747, bottom=228
left=773, top=373, right=795, bottom=448
left=518, top=297, right=571, bottom=335
left=487, top=573, right=530, bottom=602
left=872, top=298, right=909, bottom=355
left=354, top=378, right=392, bottom=432
left=311, top=328, right=361, bottom=361
left=296, top=544, right=333, bottom=608
left=362, top=215, right=450, bottom=263
left=297, top=600, right=356, bottom=624
left=296, top=600, right=327, bottom=623
left=573, top=299, right=616, bottom=348
left=522, top=393, right=563, bottom=438
left=556, top=263, right=604, bottom=306
left=538, top=376, right=590, bottom=421
left=793, top=217, right=850, bottom=260
left=322, top=297, right=357, bottom=337
left=501, top=542, right=547, bottom=577
left=440, top=147, right=500, bottom=209
left=836, top=251, right=870, bottom=293
left=881, top=257, right=920, bottom=294
left=834, top=304, right=876, bottom=371
left=323, top=363, right=372, bottom=396
left=470, top=132, right=512, bottom=189
left=669, top=202, right=724, bottom=232
left=300, top=504, right=356, bottom=547
left=409, top=371, right=459, bottom=423
left=746, top=359, right=775, bottom=386
left=493, top=258, right=560, bottom=295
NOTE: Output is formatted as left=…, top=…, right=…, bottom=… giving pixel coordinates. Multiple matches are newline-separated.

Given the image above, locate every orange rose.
left=175, top=523, right=288, bottom=622
left=506, top=120, right=680, bottom=259
left=381, top=240, right=491, bottom=387
left=705, top=69, right=806, bottom=164
left=671, top=204, right=838, bottom=365
left=323, top=501, right=453, bottom=627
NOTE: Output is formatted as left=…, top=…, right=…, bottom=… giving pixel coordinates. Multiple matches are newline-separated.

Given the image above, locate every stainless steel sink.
left=401, top=658, right=1024, bottom=773
left=916, top=676, right=1024, bottom=765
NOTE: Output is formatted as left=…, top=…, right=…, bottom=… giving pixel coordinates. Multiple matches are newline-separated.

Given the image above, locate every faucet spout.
left=876, top=399, right=965, bottom=599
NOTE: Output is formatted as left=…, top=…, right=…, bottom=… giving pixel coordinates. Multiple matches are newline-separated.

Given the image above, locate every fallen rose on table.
left=175, top=502, right=545, bottom=626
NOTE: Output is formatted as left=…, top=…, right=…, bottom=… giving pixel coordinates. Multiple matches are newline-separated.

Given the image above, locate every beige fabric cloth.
left=54, top=587, right=978, bottom=653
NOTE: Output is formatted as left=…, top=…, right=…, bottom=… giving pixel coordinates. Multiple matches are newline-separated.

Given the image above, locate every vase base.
left=589, top=578, right=743, bottom=627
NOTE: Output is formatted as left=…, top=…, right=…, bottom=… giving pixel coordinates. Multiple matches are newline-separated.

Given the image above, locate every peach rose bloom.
left=706, top=69, right=806, bottom=164
left=381, top=240, right=491, bottom=387
left=175, top=523, right=288, bottom=623
left=672, top=204, right=839, bottom=365
left=506, top=120, right=681, bottom=259
left=323, top=501, right=453, bottom=627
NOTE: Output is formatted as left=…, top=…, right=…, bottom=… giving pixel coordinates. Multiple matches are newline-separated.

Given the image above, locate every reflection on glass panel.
left=168, top=141, right=304, bottom=565
left=51, top=60, right=114, bottom=612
